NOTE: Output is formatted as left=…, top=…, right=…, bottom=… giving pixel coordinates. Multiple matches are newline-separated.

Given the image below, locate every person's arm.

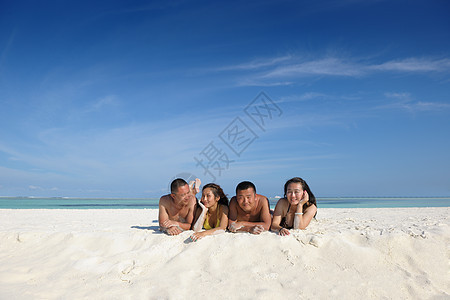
left=191, top=201, right=207, bottom=232
left=231, top=197, right=271, bottom=234
left=271, top=199, right=290, bottom=236
left=259, top=197, right=272, bottom=231
left=161, top=212, right=191, bottom=231
left=228, top=197, right=245, bottom=232
left=158, top=197, right=170, bottom=228
left=293, top=191, right=317, bottom=229
left=190, top=206, right=229, bottom=241
left=177, top=200, right=196, bottom=231
left=158, top=197, right=183, bottom=235
left=159, top=196, right=196, bottom=233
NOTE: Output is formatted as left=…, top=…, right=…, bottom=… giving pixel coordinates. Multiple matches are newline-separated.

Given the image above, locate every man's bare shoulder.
left=256, top=194, right=269, bottom=207
left=159, top=194, right=172, bottom=206
left=256, top=194, right=267, bottom=199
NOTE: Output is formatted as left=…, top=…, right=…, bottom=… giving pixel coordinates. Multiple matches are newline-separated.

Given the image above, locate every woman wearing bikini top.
left=271, top=177, right=317, bottom=236
left=190, top=183, right=229, bottom=241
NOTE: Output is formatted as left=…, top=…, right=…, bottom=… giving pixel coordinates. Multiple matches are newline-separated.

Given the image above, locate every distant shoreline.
left=1, top=196, right=450, bottom=199
left=1, top=196, right=449, bottom=209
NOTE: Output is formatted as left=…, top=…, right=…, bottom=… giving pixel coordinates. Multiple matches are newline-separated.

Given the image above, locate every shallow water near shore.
left=0, top=196, right=449, bottom=209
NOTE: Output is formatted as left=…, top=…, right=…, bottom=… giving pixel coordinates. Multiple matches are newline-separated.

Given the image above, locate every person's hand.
left=162, top=219, right=178, bottom=228
left=300, top=190, right=309, bottom=205
left=190, top=231, right=206, bottom=242
left=250, top=225, right=265, bottom=235
left=166, top=226, right=182, bottom=236
left=229, top=222, right=243, bottom=233
left=278, top=228, right=290, bottom=236
left=198, top=200, right=207, bottom=211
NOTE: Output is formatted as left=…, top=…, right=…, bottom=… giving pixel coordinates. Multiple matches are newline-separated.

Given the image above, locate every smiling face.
left=286, top=182, right=304, bottom=205
left=171, top=184, right=192, bottom=206
left=236, top=187, right=256, bottom=212
left=201, top=187, right=220, bottom=209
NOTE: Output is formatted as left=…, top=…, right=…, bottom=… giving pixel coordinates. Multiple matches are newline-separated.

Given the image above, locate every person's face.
left=201, top=188, right=219, bottom=208
left=171, top=184, right=191, bottom=206
left=286, top=182, right=304, bottom=205
left=236, top=188, right=256, bottom=212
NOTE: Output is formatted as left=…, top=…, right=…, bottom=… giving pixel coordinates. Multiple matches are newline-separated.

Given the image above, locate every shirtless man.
left=158, top=178, right=199, bottom=235
left=228, top=181, right=272, bottom=234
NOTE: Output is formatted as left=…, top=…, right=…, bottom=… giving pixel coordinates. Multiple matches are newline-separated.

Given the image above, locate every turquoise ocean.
left=1, top=197, right=449, bottom=209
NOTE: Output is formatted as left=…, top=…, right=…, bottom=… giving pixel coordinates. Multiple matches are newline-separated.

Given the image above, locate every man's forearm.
left=160, top=220, right=189, bottom=231
left=236, top=221, right=269, bottom=230
left=177, top=221, right=192, bottom=231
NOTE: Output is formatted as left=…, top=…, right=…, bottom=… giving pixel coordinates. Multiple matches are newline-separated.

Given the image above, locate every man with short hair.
left=228, top=181, right=272, bottom=234
left=158, top=178, right=198, bottom=235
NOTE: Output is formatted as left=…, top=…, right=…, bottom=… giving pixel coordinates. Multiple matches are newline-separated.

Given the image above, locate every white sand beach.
left=0, top=208, right=449, bottom=299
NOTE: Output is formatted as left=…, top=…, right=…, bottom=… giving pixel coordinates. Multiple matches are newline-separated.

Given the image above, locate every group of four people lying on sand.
left=158, top=177, right=317, bottom=240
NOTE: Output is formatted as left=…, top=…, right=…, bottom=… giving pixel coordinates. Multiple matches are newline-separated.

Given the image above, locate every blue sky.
left=0, top=0, right=449, bottom=198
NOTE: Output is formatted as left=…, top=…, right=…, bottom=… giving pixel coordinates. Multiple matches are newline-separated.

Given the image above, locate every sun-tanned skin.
left=271, top=181, right=317, bottom=236
left=158, top=183, right=197, bottom=236
left=228, top=187, right=271, bottom=234
left=190, top=185, right=229, bottom=242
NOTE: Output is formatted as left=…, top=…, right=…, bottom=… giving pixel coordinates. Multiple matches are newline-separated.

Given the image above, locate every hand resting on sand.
left=228, top=222, right=244, bottom=233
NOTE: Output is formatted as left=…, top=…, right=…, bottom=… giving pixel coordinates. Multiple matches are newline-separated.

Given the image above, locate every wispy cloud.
left=280, top=92, right=329, bottom=103
left=279, top=91, right=364, bottom=107
left=214, top=55, right=450, bottom=86
left=236, top=79, right=294, bottom=87
left=216, top=55, right=293, bottom=71
left=28, top=185, right=44, bottom=191
left=379, top=92, right=450, bottom=112
left=411, top=101, right=450, bottom=111
left=0, top=110, right=233, bottom=193
left=389, top=100, right=450, bottom=112
left=370, top=58, right=450, bottom=72
left=261, top=57, right=364, bottom=78
left=85, top=95, right=119, bottom=113
left=384, top=92, right=411, bottom=100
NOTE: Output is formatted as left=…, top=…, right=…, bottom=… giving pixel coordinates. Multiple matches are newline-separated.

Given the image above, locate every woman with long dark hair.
left=271, top=177, right=317, bottom=235
left=190, top=183, right=229, bottom=241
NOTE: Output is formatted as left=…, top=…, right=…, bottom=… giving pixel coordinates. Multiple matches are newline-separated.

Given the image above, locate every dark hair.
left=170, top=178, right=188, bottom=193
left=284, top=177, right=317, bottom=208
left=202, top=183, right=229, bottom=207
left=236, top=181, right=256, bottom=194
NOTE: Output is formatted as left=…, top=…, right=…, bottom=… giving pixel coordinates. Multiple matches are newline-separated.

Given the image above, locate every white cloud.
left=261, top=57, right=364, bottom=78
left=379, top=92, right=450, bottom=112
left=215, top=55, right=293, bottom=71
left=371, top=58, right=450, bottom=72
left=281, top=92, right=329, bottom=103
left=86, top=95, right=119, bottom=112
left=405, top=101, right=450, bottom=111
left=384, top=92, right=411, bottom=100
left=0, top=110, right=234, bottom=195
left=236, top=79, right=294, bottom=87
left=28, top=185, right=43, bottom=191
left=214, top=55, right=450, bottom=86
